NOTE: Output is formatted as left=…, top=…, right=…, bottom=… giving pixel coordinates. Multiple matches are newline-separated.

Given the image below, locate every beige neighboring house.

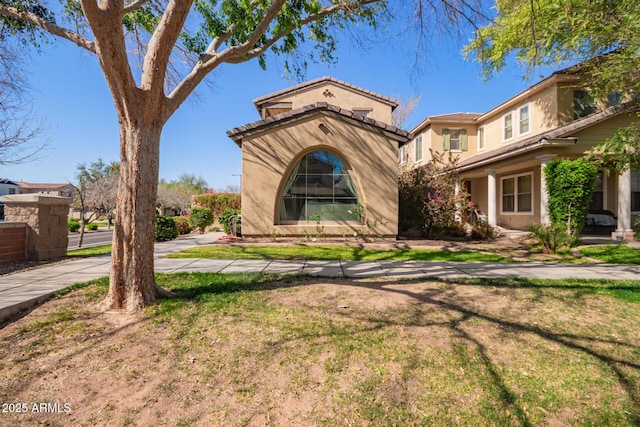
left=16, top=181, right=75, bottom=198
left=228, top=77, right=411, bottom=237
left=402, top=65, right=640, bottom=240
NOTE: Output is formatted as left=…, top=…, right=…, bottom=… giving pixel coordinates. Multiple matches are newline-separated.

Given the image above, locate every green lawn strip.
left=579, top=245, right=640, bottom=264
left=67, top=245, right=113, bottom=257
left=166, top=245, right=514, bottom=262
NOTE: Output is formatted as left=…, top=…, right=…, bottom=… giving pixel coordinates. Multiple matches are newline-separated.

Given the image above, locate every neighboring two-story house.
left=228, top=76, right=411, bottom=237
left=402, top=66, right=640, bottom=240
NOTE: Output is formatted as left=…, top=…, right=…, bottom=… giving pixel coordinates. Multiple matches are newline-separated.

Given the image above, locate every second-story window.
left=574, top=90, right=597, bottom=119
left=519, top=105, right=530, bottom=134
left=504, top=113, right=513, bottom=140
left=443, top=128, right=467, bottom=151
left=414, top=134, right=423, bottom=163
left=478, top=126, right=485, bottom=151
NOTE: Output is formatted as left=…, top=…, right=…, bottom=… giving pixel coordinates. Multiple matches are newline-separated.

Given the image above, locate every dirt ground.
left=0, top=273, right=638, bottom=426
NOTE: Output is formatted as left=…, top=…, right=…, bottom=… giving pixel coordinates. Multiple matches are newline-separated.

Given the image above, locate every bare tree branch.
left=123, top=0, right=152, bottom=14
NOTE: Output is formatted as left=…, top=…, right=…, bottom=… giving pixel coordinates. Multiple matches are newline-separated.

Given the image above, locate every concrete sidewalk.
left=1, top=232, right=640, bottom=323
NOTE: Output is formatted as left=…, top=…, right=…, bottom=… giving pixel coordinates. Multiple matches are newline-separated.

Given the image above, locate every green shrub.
left=85, top=222, right=98, bottom=231
left=191, top=193, right=241, bottom=221
left=173, top=216, right=192, bottom=235
left=219, top=209, right=242, bottom=236
left=188, top=207, right=214, bottom=233
left=155, top=215, right=178, bottom=241
left=68, top=219, right=81, bottom=232
left=545, top=158, right=597, bottom=242
left=471, top=220, right=496, bottom=240
left=528, top=223, right=572, bottom=254
left=634, top=217, right=640, bottom=240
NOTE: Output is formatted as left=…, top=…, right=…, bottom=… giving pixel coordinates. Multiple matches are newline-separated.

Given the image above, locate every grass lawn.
left=2, top=273, right=640, bottom=425
left=167, top=245, right=513, bottom=262
left=579, top=244, right=640, bottom=264
left=67, top=245, right=113, bottom=257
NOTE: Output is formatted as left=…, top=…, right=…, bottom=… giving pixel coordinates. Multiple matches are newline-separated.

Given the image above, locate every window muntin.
left=501, top=173, right=533, bottom=214
left=632, top=170, right=640, bottom=212
left=279, top=151, right=360, bottom=222
left=478, top=126, right=485, bottom=151
left=414, top=134, right=423, bottom=162
left=504, top=113, right=513, bottom=140
left=519, top=105, right=530, bottom=134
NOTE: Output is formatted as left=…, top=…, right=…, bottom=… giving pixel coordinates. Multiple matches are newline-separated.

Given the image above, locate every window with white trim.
left=519, top=105, right=530, bottom=134
left=443, top=128, right=467, bottom=151
left=503, top=113, right=513, bottom=141
left=501, top=173, right=533, bottom=213
left=414, top=134, right=423, bottom=163
left=478, top=126, right=485, bottom=151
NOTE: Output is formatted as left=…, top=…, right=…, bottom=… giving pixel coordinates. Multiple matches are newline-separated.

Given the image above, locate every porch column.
left=486, top=169, right=497, bottom=226
left=536, top=154, right=557, bottom=225
left=613, top=168, right=633, bottom=241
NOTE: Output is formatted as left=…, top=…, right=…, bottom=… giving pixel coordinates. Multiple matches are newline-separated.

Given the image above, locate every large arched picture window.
left=279, top=150, right=360, bottom=222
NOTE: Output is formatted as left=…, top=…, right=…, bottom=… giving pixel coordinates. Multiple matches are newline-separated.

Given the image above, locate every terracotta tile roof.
left=227, top=102, right=411, bottom=146
left=252, top=76, right=399, bottom=110
left=457, top=100, right=640, bottom=171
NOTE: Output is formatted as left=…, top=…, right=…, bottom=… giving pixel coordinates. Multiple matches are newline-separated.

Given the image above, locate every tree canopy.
left=466, top=0, right=640, bottom=97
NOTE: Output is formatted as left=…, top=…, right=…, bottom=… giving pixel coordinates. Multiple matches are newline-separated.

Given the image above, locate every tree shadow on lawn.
left=159, top=272, right=640, bottom=425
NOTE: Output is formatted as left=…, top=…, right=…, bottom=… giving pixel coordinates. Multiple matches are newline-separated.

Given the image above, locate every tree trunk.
left=102, top=121, right=170, bottom=312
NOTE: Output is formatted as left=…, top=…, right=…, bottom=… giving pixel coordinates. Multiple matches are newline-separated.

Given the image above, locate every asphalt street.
left=67, top=229, right=113, bottom=250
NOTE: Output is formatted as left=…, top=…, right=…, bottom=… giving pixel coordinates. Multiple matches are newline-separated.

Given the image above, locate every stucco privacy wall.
left=240, top=112, right=401, bottom=237
left=0, top=194, right=71, bottom=260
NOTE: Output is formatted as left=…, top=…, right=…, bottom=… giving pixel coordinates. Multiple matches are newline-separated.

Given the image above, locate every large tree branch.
left=80, top=0, right=138, bottom=122
left=0, top=4, right=95, bottom=53
left=141, top=0, right=193, bottom=100
left=166, top=0, right=383, bottom=118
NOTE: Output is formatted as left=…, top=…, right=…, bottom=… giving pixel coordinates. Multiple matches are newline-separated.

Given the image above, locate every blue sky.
left=0, top=20, right=544, bottom=190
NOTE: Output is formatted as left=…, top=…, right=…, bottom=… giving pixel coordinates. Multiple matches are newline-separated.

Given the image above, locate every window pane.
left=279, top=150, right=360, bottom=222
left=503, top=178, right=515, bottom=195
left=504, top=114, right=513, bottom=139
left=502, top=195, right=514, bottom=212
left=517, top=175, right=531, bottom=193
left=519, top=106, right=529, bottom=133
left=450, top=130, right=461, bottom=150
left=517, top=194, right=532, bottom=212
left=479, top=127, right=484, bottom=149
left=415, top=135, right=423, bottom=161
left=632, top=192, right=640, bottom=211
left=632, top=171, right=640, bottom=191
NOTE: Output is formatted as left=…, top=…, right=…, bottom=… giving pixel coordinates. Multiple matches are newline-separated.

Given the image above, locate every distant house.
left=402, top=63, right=639, bottom=240
left=0, top=179, right=19, bottom=219
left=227, top=76, right=411, bottom=237
left=0, top=179, right=19, bottom=196
left=16, top=182, right=75, bottom=198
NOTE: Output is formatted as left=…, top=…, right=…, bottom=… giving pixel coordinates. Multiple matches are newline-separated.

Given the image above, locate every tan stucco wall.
left=241, top=113, right=400, bottom=237
left=267, top=82, right=394, bottom=124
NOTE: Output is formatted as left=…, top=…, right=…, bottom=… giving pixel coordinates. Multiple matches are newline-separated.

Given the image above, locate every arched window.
left=279, top=150, right=360, bottom=222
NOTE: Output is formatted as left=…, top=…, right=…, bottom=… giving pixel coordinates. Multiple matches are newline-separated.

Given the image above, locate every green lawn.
left=165, top=244, right=514, bottom=262
left=2, top=273, right=640, bottom=426
left=579, top=244, right=640, bottom=264
left=67, top=244, right=112, bottom=257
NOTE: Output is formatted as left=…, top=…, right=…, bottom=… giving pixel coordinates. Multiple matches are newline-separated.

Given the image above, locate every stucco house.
left=402, top=65, right=640, bottom=240
left=15, top=181, right=75, bottom=198
left=228, top=77, right=411, bottom=237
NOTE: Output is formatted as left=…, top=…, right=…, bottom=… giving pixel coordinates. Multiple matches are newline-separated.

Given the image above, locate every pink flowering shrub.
left=399, top=150, right=468, bottom=237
